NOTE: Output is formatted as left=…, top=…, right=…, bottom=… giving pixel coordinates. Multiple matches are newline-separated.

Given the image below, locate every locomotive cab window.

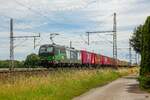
left=70, top=51, right=77, bottom=60
left=60, top=49, right=65, bottom=54
left=47, top=47, right=53, bottom=52
left=54, top=48, right=60, bottom=55
left=39, top=47, right=47, bottom=53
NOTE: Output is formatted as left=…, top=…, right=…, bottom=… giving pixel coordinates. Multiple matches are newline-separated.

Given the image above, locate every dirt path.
left=73, top=75, right=150, bottom=100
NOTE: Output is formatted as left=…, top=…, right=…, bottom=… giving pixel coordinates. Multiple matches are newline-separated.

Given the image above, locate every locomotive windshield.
left=39, top=46, right=53, bottom=54
left=47, top=47, right=53, bottom=52
left=39, top=47, right=46, bottom=53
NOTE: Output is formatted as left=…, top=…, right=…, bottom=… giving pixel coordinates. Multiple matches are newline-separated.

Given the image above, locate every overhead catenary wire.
left=0, top=0, right=115, bottom=33
left=97, top=34, right=113, bottom=43
left=13, top=0, right=63, bottom=25
left=13, top=0, right=87, bottom=22
left=13, top=0, right=113, bottom=28
left=14, top=38, right=28, bottom=48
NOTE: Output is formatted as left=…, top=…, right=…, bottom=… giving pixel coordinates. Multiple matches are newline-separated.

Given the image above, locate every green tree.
left=24, top=53, right=40, bottom=68
left=14, top=60, right=24, bottom=68
left=0, top=60, right=9, bottom=68
left=130, top=25, right=143, bottom=54
left=139, top=16, right=150, bottom=89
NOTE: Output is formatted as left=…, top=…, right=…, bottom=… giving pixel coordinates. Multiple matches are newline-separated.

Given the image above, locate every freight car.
left=39, top=44, right=128, bottom=68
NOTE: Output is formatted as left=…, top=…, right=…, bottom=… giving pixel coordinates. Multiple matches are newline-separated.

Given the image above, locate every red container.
left=106, top=57, right=110, bottom=65
left=109, top=58, right=114, bottom=66
left=95, top=54, right=100, bottom=64
left=81, top=50, right=90, bottom=64
left=81, top=50, right=96, bottom=65
left=87, top=52, right=91, bottom=64
left=100, top=55, right=111, bottom=65
left=90, top=53, right=96, bottom=64
left=100, top=55, right=104, bottom=65
left=103, top=56, right=108, bottom=65
left=81, top=50, right=88, bottom=64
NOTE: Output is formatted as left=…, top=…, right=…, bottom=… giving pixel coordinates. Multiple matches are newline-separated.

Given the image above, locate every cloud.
left=0, top=0, right=149, bottom=62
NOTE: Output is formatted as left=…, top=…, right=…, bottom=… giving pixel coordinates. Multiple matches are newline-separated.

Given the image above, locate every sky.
left=0, top=0, right=150, bottom=62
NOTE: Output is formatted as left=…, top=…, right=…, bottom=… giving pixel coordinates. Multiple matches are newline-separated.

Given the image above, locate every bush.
left=14, top=60, right=24, bottom=68
left=139, top=76, right=150, bottom=89
left=24, top=53, right=40, bottom=68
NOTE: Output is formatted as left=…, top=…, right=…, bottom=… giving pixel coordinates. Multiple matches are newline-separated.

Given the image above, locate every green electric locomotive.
left=39, top=44, right=81, bottom=67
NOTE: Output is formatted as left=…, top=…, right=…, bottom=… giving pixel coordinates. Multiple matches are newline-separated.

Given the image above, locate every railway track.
left=0, top=68, right=48, bottom=72
left=0, top=67, right=91, bottom=82
left=0, top=67, right=119, bottom=83
left=0, top=68, right=52, bottom=83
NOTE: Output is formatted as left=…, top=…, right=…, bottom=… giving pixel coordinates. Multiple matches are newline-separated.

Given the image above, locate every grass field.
left=0, top=67, right=138, bottom=100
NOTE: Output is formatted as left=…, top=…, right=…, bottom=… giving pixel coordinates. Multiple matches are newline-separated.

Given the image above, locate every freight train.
left=39, top=44, right=129, bottom=68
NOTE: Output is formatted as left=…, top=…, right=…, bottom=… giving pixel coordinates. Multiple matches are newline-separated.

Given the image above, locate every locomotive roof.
left=40, top=44, right=79, bottom=51
left=40, top=44, right=65, bottom=47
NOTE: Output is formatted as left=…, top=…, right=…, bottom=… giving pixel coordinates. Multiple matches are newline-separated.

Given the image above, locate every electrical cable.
left=13, top=0, right=63, bottom=25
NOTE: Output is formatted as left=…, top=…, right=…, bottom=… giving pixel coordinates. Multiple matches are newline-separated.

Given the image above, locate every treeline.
left=0, top=53, right=40, bottom=68
left=0, top=60, right=24, bottom=68
left=130, top=16, right=150, bottom=89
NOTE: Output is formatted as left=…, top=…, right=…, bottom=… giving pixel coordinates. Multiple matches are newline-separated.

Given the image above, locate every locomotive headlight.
left=62, top=56, right=64, bottom=59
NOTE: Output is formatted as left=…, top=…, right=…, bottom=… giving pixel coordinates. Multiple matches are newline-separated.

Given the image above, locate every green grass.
left=0, top=68, right=138, bottom=100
